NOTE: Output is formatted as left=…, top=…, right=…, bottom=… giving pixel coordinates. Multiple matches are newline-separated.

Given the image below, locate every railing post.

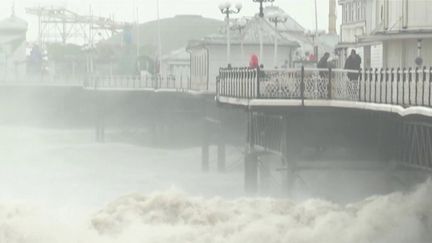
left=402, top=68, right=406, bottom=106
left=327, top=67, right=332, bottom=99
left=256, top=68, right=260, bottom=98
left=408, top=68, right=412, bottom=106
left=359, top=69, right=363, bottom=101
left=390, top=68, right=394, bottom=105
left=397, top=68, right=400, bottom=105
left=379, top=68, right=383, bottom=103
left=363, top=68, right=368, bottom=102
left=374, top=68, right=378, bottom=103
left=301, top=66, right=305, bottom=105
left=369, top=68, right=373, bottom=102
left=422, top=66, right=426, bottom=106
left=216, top=75, right=220, bottom=98
left=409, top=67, right=412, bottom=106
left=429, top=67, right=432, bottom=107
left=246, top=69, right=249, bottom=98
left=385, top=68, right=389, bottom=104
left=415, top=67, right=419, bottom=106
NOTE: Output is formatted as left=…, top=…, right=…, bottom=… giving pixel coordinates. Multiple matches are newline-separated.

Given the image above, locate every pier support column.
left=95, top=92, right=105, bottom=143
left=201, top=120, right=210, bottom=172
left=217, top=141, right=226, bottom=173
left=282, top=113, right=296, bottom=196
left=245, top=152, right=258, bottom=194
left=284, top=162, right=296, bottom=196
left=259, top=156, right=271, bottom=194
left=217, top=122, right=226, bottom=173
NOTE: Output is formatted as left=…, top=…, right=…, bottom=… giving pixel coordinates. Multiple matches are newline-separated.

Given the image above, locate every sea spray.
left=0, top=181, right=431, bottom=243
left=90, top=181, right=432, bottom=243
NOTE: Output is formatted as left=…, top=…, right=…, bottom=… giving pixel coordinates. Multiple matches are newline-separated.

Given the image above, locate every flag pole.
left=157, top=0, right=162, bottom=75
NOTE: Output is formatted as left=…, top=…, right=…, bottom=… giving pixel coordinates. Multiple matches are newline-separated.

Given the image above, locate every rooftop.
left=0, top=15, right=28, bottom=31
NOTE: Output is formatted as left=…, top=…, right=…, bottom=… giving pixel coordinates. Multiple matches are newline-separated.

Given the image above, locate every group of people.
left=247, top=50, right=362, bottom=81
left=317, top=50, right=362, bottom=80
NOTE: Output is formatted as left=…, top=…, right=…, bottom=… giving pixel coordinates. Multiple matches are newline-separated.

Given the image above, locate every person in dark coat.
left=317, top=52, right=330, bottom=78
left=344, top=50, right=362, bottom=81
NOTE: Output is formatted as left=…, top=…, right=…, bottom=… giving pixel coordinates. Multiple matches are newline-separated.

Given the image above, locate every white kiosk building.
left=0, top=13, right=28, bottom=82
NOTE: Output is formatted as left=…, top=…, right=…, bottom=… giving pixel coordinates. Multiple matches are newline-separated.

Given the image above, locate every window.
left=346, top=3, right=350, bottom=22
left=356, top=1, right=361, bottom=21
left=344, top=4, right=348, bottom=23
left=380, top=4, right=384, bottom=21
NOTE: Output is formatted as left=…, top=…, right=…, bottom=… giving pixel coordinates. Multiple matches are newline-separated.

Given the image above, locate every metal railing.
left=0, top=74, right=84, bottom=86
left=217, top=67, right=432, bottom=107
left=84, top=75, right=191, bottom=91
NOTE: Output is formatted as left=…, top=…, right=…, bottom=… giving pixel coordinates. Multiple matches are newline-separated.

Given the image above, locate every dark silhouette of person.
left=344, top=50, right=362, bottom=81
left=317, top=52, right=330, bottom=78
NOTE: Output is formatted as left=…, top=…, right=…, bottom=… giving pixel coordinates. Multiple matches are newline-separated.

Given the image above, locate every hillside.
left=105, top=15, right=223, bottom=56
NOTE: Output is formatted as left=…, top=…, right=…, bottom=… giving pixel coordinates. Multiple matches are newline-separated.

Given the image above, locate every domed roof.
left=0, top=15, right=28, bottom=31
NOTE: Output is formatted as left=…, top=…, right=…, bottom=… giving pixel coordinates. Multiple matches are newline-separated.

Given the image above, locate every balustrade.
left=217, top=66, right=432, bottom=108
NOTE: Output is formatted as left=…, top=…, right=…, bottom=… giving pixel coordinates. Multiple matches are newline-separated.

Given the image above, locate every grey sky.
left=3, top=0, right=341, bottom=41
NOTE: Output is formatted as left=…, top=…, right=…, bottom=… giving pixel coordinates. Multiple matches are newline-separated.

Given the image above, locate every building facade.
left=338, top=0, right=432, bottom=68
left=160, top=48, right=190, bottom=88
left=187, top=12, right=300, bottom=92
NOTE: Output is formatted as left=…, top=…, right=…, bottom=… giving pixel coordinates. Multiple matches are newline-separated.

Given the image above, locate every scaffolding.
left=26, top=6, right=131, bottom=46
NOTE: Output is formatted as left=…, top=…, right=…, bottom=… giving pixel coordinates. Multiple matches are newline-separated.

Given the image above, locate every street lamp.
left=252, top=0, right=274, bottom=65
left=268, top=13, right=288, bottom=68
left=219, top=2, right=242, bottom=66
left=231, top=17, right=248, bottom=61
left=252, top=0, right=275, bottom=18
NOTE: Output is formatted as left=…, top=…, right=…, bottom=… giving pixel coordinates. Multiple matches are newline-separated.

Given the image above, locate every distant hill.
left=104, top=15, right=223, bottom=56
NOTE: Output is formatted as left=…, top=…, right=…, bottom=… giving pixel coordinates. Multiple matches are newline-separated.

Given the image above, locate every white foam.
left=0, top=181, right=431, bottom=243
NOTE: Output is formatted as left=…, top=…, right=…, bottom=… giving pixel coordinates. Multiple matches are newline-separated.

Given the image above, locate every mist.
left=1, top=0, right=432, bottom=242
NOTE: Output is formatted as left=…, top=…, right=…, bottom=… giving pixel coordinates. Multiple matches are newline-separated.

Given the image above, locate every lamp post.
left=268, top=13, right=288, bottom=68
left=231, top=17, right=248, bottom=62
left=252, top=0, right=274, bottom=64
left=314, top=0, right=319, bottom=63
left=219, top=2, right=242, bottom=66
left=252, top=0, right=275, bottom=18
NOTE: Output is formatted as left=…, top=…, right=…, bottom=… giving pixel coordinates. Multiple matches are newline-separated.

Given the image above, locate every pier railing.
left=84, top=75, right=191, bottom=91
left=217, top=67, right=432, bottom=107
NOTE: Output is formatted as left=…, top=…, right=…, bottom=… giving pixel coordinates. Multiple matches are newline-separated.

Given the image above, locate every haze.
left=0, top=0, right=431, bottom=243
left=5, top=0, right=340, bottom=41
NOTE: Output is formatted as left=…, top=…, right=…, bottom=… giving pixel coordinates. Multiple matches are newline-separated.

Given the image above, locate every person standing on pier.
left=249, top=54, right=259, bottom=69
left=344, top=50, right=362, bottom=81
left=317, top=52, right=330, bottom=78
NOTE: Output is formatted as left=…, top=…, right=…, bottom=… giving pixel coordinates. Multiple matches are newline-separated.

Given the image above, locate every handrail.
left=84, top=74, right=191, bottom=91
left=217, top=66, right=432, bottom=108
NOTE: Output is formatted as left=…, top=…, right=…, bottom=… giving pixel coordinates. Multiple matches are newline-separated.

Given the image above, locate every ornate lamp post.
left=268, top=13, right=288, bottom=68
left=219, top=2, right=242, bottom=66
left=252, top=0, right=274, bottom=64
left=252, top=0, right=275, bottom=18
left=231, top=17, right=248, bottom=61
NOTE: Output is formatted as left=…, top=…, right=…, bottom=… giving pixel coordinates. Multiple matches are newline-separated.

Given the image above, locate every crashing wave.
left=0, top=181, right=431, bottom=243
left=91, top=181, right=432, bottom=243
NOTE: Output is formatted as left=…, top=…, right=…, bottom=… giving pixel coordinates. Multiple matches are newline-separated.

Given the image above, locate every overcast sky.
left=2, top=0, right=342, bottom=41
